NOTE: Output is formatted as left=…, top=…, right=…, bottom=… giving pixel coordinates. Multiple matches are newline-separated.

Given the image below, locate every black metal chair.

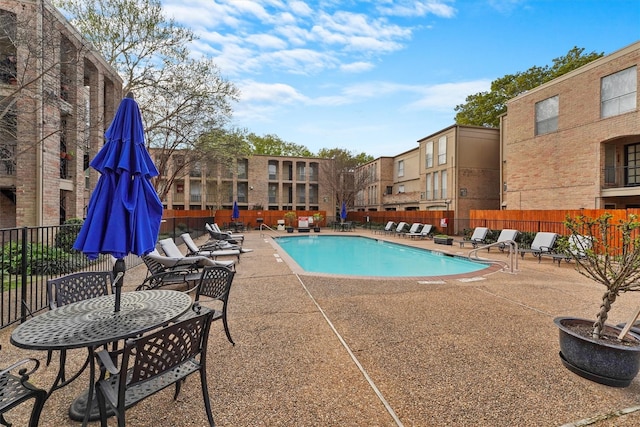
left=137, top=251, right=203, bottom=291
left=94, top=308, right=216, bottom=427
left=0, top=346, right=47, bottom=427
left=178, top=265, right=236, bottom=345
left=46, top=271, right=113, bottom=382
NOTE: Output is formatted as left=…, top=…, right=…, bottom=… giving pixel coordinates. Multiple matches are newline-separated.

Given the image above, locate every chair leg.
left=199, top=369, right=215, bottom=427
left=28, top=389, right=47, bottom=427
left=0, top=413, right=12, bottom=427
left=222, top=312, right=235, bottom=346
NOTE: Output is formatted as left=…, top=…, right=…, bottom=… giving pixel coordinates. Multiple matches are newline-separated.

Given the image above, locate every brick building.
left=501, top=41, right=640, bottom=210
left=0, top=0, right=122, bottom=228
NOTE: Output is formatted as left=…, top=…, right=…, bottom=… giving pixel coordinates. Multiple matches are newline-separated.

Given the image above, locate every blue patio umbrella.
left=340, top=201, right=347, bottom=222
left=73, top=93, right=163, bottom=312
left=232, top=200, right=240, bottom=221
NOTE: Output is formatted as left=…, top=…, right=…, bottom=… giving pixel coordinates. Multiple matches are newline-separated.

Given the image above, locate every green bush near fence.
left=0, top=241, right=84, bottom=275
left=55, top=217, right=84, bottom=252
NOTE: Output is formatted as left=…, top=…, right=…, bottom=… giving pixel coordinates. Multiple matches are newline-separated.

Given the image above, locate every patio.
left=2, top=229, right=640, bottom=426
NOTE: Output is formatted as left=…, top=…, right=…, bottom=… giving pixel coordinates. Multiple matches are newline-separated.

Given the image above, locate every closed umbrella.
left=232, top=200, right=240, bottom=221
left=73, top=93, right=163, bottom=312
left=340, top=201, right=347, bottom=222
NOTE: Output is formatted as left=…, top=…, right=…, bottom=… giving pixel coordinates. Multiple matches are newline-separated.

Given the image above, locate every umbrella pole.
left=113, top=258, right=126, bottom=312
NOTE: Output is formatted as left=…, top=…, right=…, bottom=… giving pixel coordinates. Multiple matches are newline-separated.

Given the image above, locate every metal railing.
left=0, top=225, right=124, bottom=329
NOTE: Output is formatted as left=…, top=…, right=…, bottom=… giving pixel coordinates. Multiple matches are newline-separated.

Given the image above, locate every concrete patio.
left=3, top=228, right=640, bottom=426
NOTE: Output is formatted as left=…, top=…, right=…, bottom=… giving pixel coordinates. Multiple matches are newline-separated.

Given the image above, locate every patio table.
left=10, top=289, right=192, bottom=426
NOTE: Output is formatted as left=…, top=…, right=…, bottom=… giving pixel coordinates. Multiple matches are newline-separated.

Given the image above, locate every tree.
left=247, top=133, right=313, bottom=157
left=54, top=0, right=239, bottom=195
left=317, top=148, right=374, bottom=211
left=454, top=47, right=604, bottom=128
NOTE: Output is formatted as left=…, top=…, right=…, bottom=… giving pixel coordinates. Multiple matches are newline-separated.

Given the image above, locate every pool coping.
left=268, top=232, right=504, bottom=281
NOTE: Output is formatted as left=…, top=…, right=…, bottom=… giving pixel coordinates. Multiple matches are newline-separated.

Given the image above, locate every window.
left=438, top=136, right=447, bottom=165
left=601, top=66, right=637, bottom=118
left=386, top=186, right=393, bottom=195
left=190, top=182, right=201, bottom=203
left=535, top=95, right=559, bottom=135
left=398, top=184, right=404, bottom=193
left=237, top=159, right=248, bottom=179
left=268, top=161, right=277, bottom=180
left=268, top=184, right=278, bottom=203
left=441, top=170, right=447, bottom=199
left=425, top=141, right=433, bottom=168
left=433, top=171, right=439, bottom=199
left=296, top=162, right=306, bottom=181
left=397, top=160, right=404, bottom=177
left=625, top=143, right=640, bottom=186
left=425, top=173, right=431, bottom=200
left=237, top=182, right=248, bottom=202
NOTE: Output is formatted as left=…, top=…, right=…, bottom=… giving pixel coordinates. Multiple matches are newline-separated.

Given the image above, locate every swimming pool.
left=273, top=235, right=489, bottom=277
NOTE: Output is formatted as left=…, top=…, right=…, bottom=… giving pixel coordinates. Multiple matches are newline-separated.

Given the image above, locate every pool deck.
left=3, top=228, right=640, bottom=426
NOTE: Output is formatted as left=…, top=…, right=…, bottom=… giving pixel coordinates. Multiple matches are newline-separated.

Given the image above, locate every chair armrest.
left=1, top=357, right=40, bottom=380
left=96, top=349, right=121, bottom=376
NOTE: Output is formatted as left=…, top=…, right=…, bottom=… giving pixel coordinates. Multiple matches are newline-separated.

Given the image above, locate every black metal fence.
left=0, top=216, right=213, bottom=330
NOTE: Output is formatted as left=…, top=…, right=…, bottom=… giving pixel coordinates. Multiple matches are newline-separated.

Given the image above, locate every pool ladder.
left=259, top=223, right=284, bottom=238
left=467, top=240, right=518, bottom=274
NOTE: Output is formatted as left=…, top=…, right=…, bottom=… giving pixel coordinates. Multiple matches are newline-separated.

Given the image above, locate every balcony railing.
left=602, top=166, right=640, bottom=189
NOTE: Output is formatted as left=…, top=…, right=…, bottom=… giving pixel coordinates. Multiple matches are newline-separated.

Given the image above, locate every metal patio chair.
left=94, top=308, right=216, bottom=427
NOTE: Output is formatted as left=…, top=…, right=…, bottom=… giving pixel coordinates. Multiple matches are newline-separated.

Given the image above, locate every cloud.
left=407, top=80, right=492, bottom=111
left=340, top=61, right=375, bottom=73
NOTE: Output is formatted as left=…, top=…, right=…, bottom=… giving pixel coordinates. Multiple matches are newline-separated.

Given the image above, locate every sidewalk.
left=2, top=229, right=640, bottom=426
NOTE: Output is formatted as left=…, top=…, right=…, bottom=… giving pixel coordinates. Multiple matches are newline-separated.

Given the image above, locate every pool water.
left=274, top=235, right=488, bottom=277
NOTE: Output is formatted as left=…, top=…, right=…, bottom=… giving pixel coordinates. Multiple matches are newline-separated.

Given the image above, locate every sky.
left=160, top=0, right=640, bottom=158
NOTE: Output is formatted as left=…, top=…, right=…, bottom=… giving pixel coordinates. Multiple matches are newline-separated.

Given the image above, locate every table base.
left=68, top=389, right=114, bottom=422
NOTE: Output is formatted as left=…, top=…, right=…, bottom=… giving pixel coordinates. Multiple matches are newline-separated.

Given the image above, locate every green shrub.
left=55, top=218, right=84, bottom=252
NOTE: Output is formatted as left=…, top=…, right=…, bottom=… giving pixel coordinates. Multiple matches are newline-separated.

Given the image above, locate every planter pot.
left=313, top=227, right=321, bottom=232
left=554, top=316, right=640, bottom=387
left=286, top=227, right=294, bottom=233
left=434, top=237, right=453, bottom=245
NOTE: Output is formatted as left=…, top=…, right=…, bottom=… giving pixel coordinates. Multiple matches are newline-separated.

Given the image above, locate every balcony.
left=601, top=166, right=640, bottom=197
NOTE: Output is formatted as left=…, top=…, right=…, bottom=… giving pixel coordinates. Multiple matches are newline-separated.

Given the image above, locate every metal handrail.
left=468, top=240, right=519, bottom=274
left=259, top=223, right=283, bottom=238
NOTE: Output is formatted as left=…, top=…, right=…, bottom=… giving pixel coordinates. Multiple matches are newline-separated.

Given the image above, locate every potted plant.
left=312, top=213, right=324, bottom=232
left=433, top=234, right=452, bottom=245
left=554, top=213, right=640, bottom=387
left=284, top=211, right=296, bottom=233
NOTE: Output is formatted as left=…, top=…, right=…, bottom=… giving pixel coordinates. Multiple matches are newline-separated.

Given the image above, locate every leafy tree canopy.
left=247, top=133, right=313, bottom=157
left=316, top=148, right=374, bottom=169
left=454, top=47, right=604, bottom=127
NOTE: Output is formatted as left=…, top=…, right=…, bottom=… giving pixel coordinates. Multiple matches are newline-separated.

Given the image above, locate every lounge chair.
left=160, top=237, right=241, bottom=263
left=492, top=229, right=519, bottom=252
left=209, top=223, right=244, bottom=243
left=374, top=221, right=396, bottom=235
left=519, top=232, right=558, bottom=259
left=138, top=250, right=212, bottom=291
left=181, top=233, right=252, bottom=257
left=456, top=227, right=490, bottom=248
left=400, top=223, right=422, bottom=238
left=408, top=224, right=433, bottom=239
left=393, top=222, right=409, bottom=236
left=540, top=234, right=592, bottom=265
left=205, top=223, right=243, bottom=245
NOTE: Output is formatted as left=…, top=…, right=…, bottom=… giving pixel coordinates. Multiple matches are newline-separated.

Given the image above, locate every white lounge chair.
left=408, top=224, right=433, bottom=239
left=400, top=223, right=422, bottom=238
left=182, top=232, right=252, bottom=257
left=393, top=222, right=409, bottom=236
left=540, top=234, right=592, bottom=265
left=160, top=237, right=240, bottom=262
left=375, top=221, right=396, bottom=235
left=456, top=227, right=490, bottom=248
left=519, top=232, right=558, bottom=259
left=492, top=229, right=519, bottom=252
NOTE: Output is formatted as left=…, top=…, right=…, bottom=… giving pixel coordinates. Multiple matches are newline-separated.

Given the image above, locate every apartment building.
left=501, top=41, right=640, bottom=210
left=355, top=156, right=393, bottom=211
left=0, top=0, right=122, bottom=228
left=355, top=125, right=500, bottom=222
left=157, top=153, right=336, bottom=214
